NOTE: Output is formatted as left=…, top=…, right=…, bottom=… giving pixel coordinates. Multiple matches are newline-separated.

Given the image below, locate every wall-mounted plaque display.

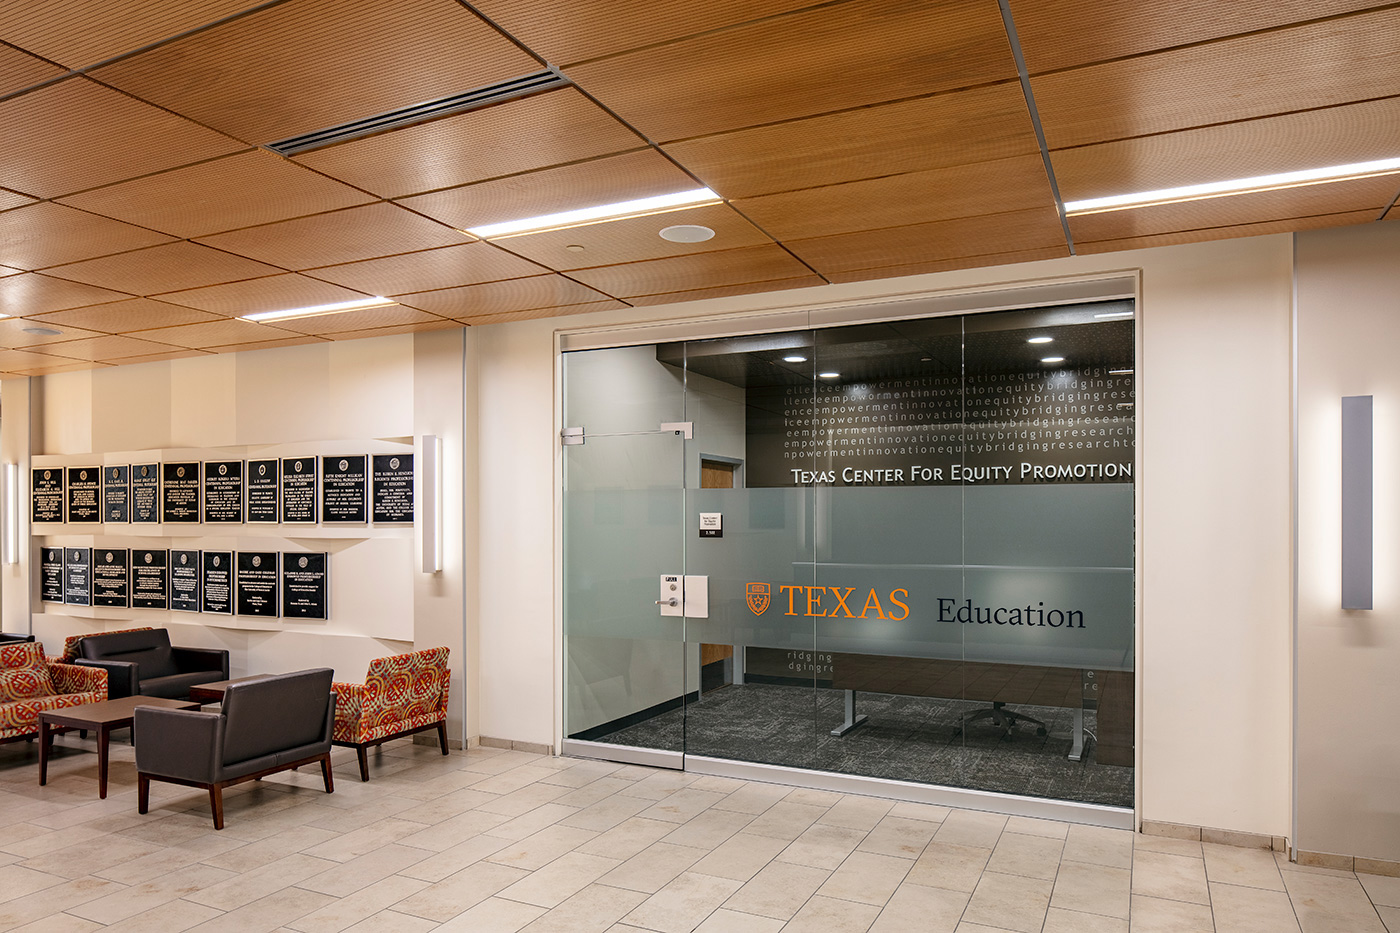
left=66, top=466, right=101, bottom=523
left=131, top=463, right=159, bottom=523
left=170, top=549, right=200, bottom=612
left=247, top=458, right=279, bottom=523
left=63, top=547, right=92, bottom=607
left=131, top=549, right=169, bottom=610
left=103, top=465, right=130, bottom=523
left=236, top=551, right=279, bottom=617
left=40, top=547, right=63, bottom=603
left=203, top=460, right=244, bottom=523
left=92, top=548, right=130, bottom=608
left=281, top=552, right=328, bottom=620
left=372, top=454, right=414, bottom=523
left=280, top=457, right=317, bottom=523
left=161, top=462, right=200, bottom=522
left=32, top=468, right=63, bottom=523
left=321, top=455, right=367, bottom=523
left=201, top=550, right=233, bottom=614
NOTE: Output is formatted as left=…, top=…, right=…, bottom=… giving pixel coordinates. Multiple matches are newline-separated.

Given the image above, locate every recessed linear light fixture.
left=241, top=296, right=396, bottom=324
left=783, top=355, right=808, bottom=363
left=1041, top=356, right=1065, bottom=364
left=1063, top=157, right=1400, bottom=216
left=1028, top=336, right=1053, bottom=344
left=466, top=188, right=722, bottom=239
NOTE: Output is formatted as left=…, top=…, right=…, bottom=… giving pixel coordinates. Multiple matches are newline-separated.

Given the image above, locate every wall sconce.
left=2, top=463, right=16, bottom=566
left=420, top=435, right=443, bottom=573
left=1341, top=396, right=1372, bottom=610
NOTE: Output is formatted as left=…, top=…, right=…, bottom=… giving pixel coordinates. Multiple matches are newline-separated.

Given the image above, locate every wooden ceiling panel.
left=0, top=202, right=175, bottom=270
left=400, top=150, right=696, bottom=231
left=1076, top=209, right=1381, bottom=255
left=396, top=274, right=623, bottom=319
left=567, top=0, right=1015, bottom=142
left=44, top=241, right=284, bottom=296
left=0, top=0, right=270, bottom=68
left=787, top=207, right=1068, bottom=276
left=1012, top=0, right=1382, bottom=74
left=0, top=348, right=88, bottom=373
left=296, top=89, right=644, bottom=199
left=824, top=246, right=1070, bottom=284
left=662, top=83, right=1039, bottom=200
left=9, top=360, right=113, bottom=376
left=305, top=243, right=546, bottom=296
left=569, top=244, right=813, bottom=298
left=1068, top=175, right=1398, bottom=244
left=57, top=150, right=375, bottom=239
left=106, top=348, right=215, bottom=365
left=259, top=304, right=451, bottom=336
left=1053, top=96, right=1400, bottom=202
left=1033, top=8, right=1400, bottom=149
left=0, top=273, right=130, bottom=317
left=0, top=78, right=244, bottom=199
left=93, top=0, right=539, bottom=144
left=0, top=191, right=35, bottom=211
left=0, top=265, right=23, bottom=277
left=28, top=298, right=225, bottom=334
left=735, top=154, right=1056, bottom=241
left=496, top=204, right=774, bottom=271
left=628, top=275, right=827, bottom=307
left=457, top=301, right=625, bottom=326
left=156, top=274, right=369, bottom=317
left=325, top=319, right=464, bottom=342
left=208, top=335, right=330, bottom=354
left=0, top=316, right=107, bottom=349
left=28, top=334, right=185, bottom=362
left=0, top=42, right=65, bottom=94
left=194, top=203, right=470, bottom=271
left=128, top=318, right=305, bottom=349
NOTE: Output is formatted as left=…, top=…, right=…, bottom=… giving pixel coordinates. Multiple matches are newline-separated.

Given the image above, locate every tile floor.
left=1, top=734, right=1397, bottom=932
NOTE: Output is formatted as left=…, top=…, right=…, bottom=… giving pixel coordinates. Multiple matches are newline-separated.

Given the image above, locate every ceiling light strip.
left=241, top=296, right=396, bottom=323
left=1065, top=157, right=1400, bottom=215
left=467, top=188, right=722, bottom=239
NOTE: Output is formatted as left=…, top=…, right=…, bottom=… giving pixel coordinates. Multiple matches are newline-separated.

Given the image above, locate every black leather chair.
left=73, top=628, right=228, bottom=699
left=0, top=633, right=34, bottom=644
left=134, top=668, right=336, bottom=829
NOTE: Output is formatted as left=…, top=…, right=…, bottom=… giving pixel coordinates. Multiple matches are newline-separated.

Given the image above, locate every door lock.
left=656, top=598, right=679, bottom=607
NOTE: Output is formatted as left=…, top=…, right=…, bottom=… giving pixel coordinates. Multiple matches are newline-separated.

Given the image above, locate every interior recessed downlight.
left=659, top=224, right=715, bottom=243
left=467, top=188, right=721, bottom=238
left=818, top=371, right=840, bottom=378
left=1040, top=356, right=1065, bottom=364
left=783, top=355, right=807, bottom=363
left=1027, top=336, right=1053, bottom=344
left=241, top=296, right=396, bottom=323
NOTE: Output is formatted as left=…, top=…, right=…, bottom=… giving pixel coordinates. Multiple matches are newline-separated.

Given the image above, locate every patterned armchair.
left=332, top=647, right=450, bottom=781
left=1, top=642, right=107, bottom=744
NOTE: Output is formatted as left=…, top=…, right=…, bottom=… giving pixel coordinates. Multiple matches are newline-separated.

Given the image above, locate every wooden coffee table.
left=39, top=696, right=200, bottom=798
left=188, top=674, right=269, bottom=704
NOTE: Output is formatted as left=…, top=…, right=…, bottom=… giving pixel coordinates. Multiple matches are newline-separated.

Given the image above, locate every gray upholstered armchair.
left=74, top=628, right=228, bottom=700
left=134, top=668, right=335, bottom=829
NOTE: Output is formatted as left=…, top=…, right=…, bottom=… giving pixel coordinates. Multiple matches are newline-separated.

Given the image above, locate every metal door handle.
left=656, top=598, right=678, bottom=607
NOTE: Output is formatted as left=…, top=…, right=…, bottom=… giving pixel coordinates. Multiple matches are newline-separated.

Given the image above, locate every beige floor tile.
left=621, top=871, right=743, bottom=933
left=67, top=863, right=233, bottom=924
left=597, top=842, right=708, bottom=893
left=659, top=808, right=754, bottom=849
left=869, top=882, right=969, bottom=933
left=474, top=783, right=572, bottom=818
left=184, top=885, right=336, bottom=933
left=934, top=811, right=1008, bottom=850
left=685, top=776, right=746, bottom=795
left=1203, top=842, right=1286, bottom=891
left=578, top=819, right=678, bottom=861
left=954, top=924, right=1018, bottom=933
left=1004, top=816, right=1069, bottom=840
left=0, top=875, right=125, bottom=929
left=961, top=870, right=1053, bottom=933
left=722, top=859, right=830, bottom=919
left=987, top=831, right=1065, bottom=881
left=1276, top=853, right=1356, bottom=879
left=781, top=893, right=882, bottom=932
left=887, top=802, right=951, bottom=823
left=297, top=842, right=429, bottom=897
left=818, top=851, right=913, bottom=906
left=301, top=819, right=427, bottom=863
left=1360, top=872, right=1400, bottom=908
left=495, top=851, right=622, bottom=909
left=394, top=859, right=528, bottom=922
left=1375, top=904, right=1399, bottom=931
left=777, top=823, right=868, bottom=870
left=819, top=795, right=896, bottom=832
left=712, top=783, right=791, bottom=815
left=286, top=874, right=429, bottom=933
left=616, top=772, right=702, bottom=802
left=858, top=816, right=940, bottom=859
left=1133, top=833, right=1203, bottom=858
left=692, top=907, right=784, bottom=932
left=517, top=883, right=648, bottom=933
left=783, top=788, right=845, bottom=808
left=393, top=787, right=496, bottom=825
left=743, top=802, right=830, bottom=841
left=1043, top=906, right=1126, bottom=932
left=185, top=852, right=337, bottom=911
left=555, top=778, right=638, bottom=810
left=1051, top=858, right=1131, bottom=919
left=433, top=895, right=545, bottom=932
left=485, top=824, right=599, bottom=871
left=470, top=766, right=560, bottom=796
left=1127, top=894, right=1215, bottom=933
left=1130, top=850, right=1210, bottom=905
left=199, top=824, right=341, bottom=873
left=561, top=797, right=655, bottom=834
left=17, top=833, right=164, bottom=879
left=1281, top=870, right=1389, bottom=933
left=1210, top=881, right=1302, bottom=933
left=1064, top=824, right=1134, bottom=870
left=689, top=832, right=790, bottom=882
left=396, top=832, right=513, bottom=883
left=904, top=841, right=993, bottom=893
left=96, top=897, right=224, bottom=933
left=638, top=789, right=729, bottom=825
left=6, top=912, right=102, bottom=932
left=338, top=910, right=438, bottom=932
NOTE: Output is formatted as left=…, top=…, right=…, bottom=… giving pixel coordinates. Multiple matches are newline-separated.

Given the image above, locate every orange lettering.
left=828, top=587, right=857, bottom=618
left=779, top=585, right=801, bottom=616
left=806, top=586, right=826, bottom=617
left=888, top=589, right=910, bottom=621
left=861, top=589, right=886, bottom=619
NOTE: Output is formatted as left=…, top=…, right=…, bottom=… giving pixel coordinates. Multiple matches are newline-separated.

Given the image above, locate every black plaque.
left=372, top=454, right=414, bottom=523
left=201, top=550, right=232, bottom=614
left=170, top=549, right=200, bottom=613
left=92, top=548, right=130, bottom=608
left=131, top=463, right=159, bottom=523
left=63, top=547, right=91, bottom=607
left=161, top=462, right=200, bottom=523
left=203, top=460, right=244, bottom=523
left=103, top=465, right=130, bottom=523
left=280, top=457, right=317, bottom=523
left=40, top=547, right=64, bottom=603
left=131, top=549, right=169, bottom=610
left=32, top=468, right=63, bottom=523
left=236, top=551, right=279, bottom=617
left=321, top=455, right=367, bottom=523
left=281, top=552, right=328, bottom=620
left=66, top=467, right=101, bottom=523
left=247, top=458, right=279, bottom=523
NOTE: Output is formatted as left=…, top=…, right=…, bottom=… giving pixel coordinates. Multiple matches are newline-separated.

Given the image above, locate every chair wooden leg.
left=356, top=746, right=369, bottom=782
left=320, top=754, right=334, bottom=793
left=437, top=720, right=449, bottom=755
left=209, top=785, right=224, bottom=831
left=138, top=774, right=149, bottom=814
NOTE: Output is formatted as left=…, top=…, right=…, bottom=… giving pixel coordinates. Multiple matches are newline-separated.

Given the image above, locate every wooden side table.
left=188, top=674, right=270, bottom=704
left=39, top=696, right=201, bottom=798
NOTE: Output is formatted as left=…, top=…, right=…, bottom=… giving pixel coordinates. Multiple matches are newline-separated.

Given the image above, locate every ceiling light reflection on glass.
left=1094, top=310, right=1135, bottom=319
left=1027, top=336, right=1053, bottom=344
left=467, top=188, right=721, bottom=239
left=1040, top=356, right=1065, bottom=364
left=783, top=355, right=807, bottom=363
left=818, top=371, right=840, bottom=378
left=241, top=296, right=396, bottom=323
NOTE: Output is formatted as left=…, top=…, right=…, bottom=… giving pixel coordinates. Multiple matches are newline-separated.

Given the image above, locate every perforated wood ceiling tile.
left=57, top=150, right=376, bottom=239
left=155, top=274, right=370, bottom=317
left=787, top=207, right=1067, bottom=276
left=208, top=335, right=331, bottom=353
left=0, top=315, right=107, bottom=348
left=496, top=203, right=774, bottom=271
left=735, top=154, right=1056, bottom=241
left=0, top=348, right=87, bottom=373
left=1076, top=209, right=1381, bottom=255
left=0, top=78, right=245, bottom=199
left=93, top=0, right=539, bottom=144
left=296, top=89, right=645, bottom=199
left=0, top=265, right=23, bottom=277
left=823, top=246, right=1071, bottom=284
left=627, top=275, right=826, bottom=307
left=568, top=244, right=814, bottom=298
left=662, top=82, right=1040, bottom=200
left=1052, top=96, right=1400, bottom=202
left=9, top=359, right=111, bottom=376
left=304, top=243, right=546, bottom=296
left=1032, top=8, right=1400, bottom=149
left=0, top=190, right=35, bottom=211
left=0, top=202, right=175, bottom=270
left=0, top=42, right=65, bottom=94
left=44, top=241, right=285, bottom=296
left=28, top=333, right=185, bottom=362
left=127, top=317, right=304, bottom=349
left=1012, top=0, right=1383, bottom=74
left=325, top=319, right=465, bottom=342
left=0, top=273, right=130, bottom=317
left=107, top=348, right=215, bottom=365
left=566, top=0, right=1015, bottom=142
left=28, top=298, right=225, bottom=334
left=195, top=203, right=470, bottom=271
left=396, top=274, right=622, bottom=319
left=257, top=303, right=449, bottom=336
left=400, top=149, right=698, bottom=231
left=456, top=300, right=624, bottom=326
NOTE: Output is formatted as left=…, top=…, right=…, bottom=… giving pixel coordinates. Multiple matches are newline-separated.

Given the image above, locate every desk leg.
left=830, top=690, right=869, bottom=737
left=98, top=727, right=110, bottom=799
left=1068, top=708, right=1084, bottom=762
left=38, top=719, right=50, bottom=786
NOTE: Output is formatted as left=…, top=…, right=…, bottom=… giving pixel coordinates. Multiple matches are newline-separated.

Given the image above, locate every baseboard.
left=477, top=736, right=553, bottom=756
left=410, top=733, right=465, bottom=750
left=1294, top=850, right=1400, bottom=877
left=1141, top=819, right=1287, bottom=853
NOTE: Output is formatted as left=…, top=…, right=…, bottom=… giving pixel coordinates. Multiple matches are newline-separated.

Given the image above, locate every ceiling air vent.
left=265, top=67, right=570, bottom=156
